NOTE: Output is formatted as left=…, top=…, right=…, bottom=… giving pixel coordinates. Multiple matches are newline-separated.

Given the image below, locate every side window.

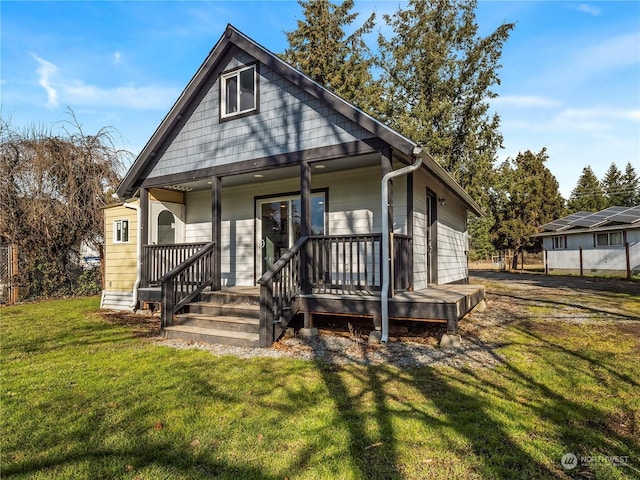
left=595, top=232, right=624, bottom=247
left=114, top=220, right=129, bottom=243
left=552, top=236, right=565, bottom=249
left=220, top=65, right=257, bottom=119
left=595, top=233, right=609, bottom=247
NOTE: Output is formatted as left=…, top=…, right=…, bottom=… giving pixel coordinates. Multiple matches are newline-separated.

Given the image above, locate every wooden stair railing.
left=160, top=241, right=215, bottom=328
left=257, top=236, right=307, bottom=347
left=142, top=242, right=208, bottom=287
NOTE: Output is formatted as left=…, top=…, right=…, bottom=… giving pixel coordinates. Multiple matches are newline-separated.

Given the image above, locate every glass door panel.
left=261, top=201, right=288, bottom=273
left=258, top=193, right=326, bottom=276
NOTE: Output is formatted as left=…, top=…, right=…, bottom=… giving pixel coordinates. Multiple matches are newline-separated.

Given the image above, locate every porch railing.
left=309, top=234, right=382, bottom=294
left=142, top=242, right=207, bottom=286
left=256, top=233, right=413, bottom=344
left=393, top=234, right=413, bottom=292
left=160, top=241, right=215, bottom=328
left=257, top=236, right=306, bottom=347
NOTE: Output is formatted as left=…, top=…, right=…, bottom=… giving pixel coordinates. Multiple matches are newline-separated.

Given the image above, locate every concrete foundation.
left=299, top=327, right=318, bottom=338
left=439, top=334, right=461, bottom=348
left=368, top=330, right=382, bottom=344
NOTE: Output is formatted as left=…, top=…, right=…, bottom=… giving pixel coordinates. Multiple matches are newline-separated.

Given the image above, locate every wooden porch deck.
left=296, top=284, right=485, bottom=330
left=219, top=283, right=485, bottom=327
left=145, top=283, right=484, bottom=346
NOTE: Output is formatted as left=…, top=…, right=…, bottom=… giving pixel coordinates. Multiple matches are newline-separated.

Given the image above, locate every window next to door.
left=114, top=220, right=129, bottom=243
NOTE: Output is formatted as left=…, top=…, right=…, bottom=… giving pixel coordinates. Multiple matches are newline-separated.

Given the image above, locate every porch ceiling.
left=162, top=152, right=380, bottom=192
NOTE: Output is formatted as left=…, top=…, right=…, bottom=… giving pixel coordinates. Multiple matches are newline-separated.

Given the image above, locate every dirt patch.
left=96, top=310, right=161, bottom=337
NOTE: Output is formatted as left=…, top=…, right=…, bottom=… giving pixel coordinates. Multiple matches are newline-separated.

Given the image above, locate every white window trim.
left=595, top=231, right=624, bottom=247
left=220, top=65, right=257, bottom=119
left=113, top=219, right=129, bottom=244
left=552, top=235, right=566, bottom=250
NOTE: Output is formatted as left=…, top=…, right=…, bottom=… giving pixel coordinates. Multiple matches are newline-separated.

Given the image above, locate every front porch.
left=137, top=238, right=484, bottom=347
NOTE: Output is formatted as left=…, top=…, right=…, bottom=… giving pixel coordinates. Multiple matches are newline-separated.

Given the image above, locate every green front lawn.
left=1, top=296, right=638, bottom=479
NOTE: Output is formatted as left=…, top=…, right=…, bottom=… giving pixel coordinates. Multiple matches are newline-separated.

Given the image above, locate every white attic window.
left=220, top=64, right=257, bottom=119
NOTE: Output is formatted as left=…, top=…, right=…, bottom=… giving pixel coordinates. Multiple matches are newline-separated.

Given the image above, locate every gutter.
left=381, top=147, right=423, bottom=343
left=123, top=200, right=141, bottom=311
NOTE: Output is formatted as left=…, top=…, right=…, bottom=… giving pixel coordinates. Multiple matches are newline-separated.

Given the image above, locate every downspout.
left=381, top=147, right=423, bottom=342
left=123, top=201, right=141, bottom=311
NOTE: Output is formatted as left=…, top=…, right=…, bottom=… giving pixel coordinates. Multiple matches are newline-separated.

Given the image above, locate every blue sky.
left=1, top=1, right=639, bottom=198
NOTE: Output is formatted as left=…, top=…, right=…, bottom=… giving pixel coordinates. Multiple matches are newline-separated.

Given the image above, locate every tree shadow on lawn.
left=306, top=325, right=639, bottom=479
left=489, top=291, right=640, bottom=322
left=6, top=316, right=639, bottom=479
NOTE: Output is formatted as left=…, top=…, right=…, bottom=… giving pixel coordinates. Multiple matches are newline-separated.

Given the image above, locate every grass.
left=1, top=294, right=639, bottom=479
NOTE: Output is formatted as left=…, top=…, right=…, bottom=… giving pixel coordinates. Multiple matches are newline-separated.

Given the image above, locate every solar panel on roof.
left=540, top=219, right=570, bottom=231
left=606, top=205, right=640, bottom=224
left=571, top=217, right=605, bottom=228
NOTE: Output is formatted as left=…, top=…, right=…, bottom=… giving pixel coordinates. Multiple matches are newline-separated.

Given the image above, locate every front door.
left=426, top=191, right=437, bottom=284
left=257, top=193, right=326, bottom=275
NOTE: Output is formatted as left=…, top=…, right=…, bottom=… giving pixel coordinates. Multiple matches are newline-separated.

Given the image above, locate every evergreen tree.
left=620, top=162, right=640, bottom=206
left=567, top=166, right=607, bottom=213
left=601, top=162, right=624, bottom=207
left=468, top=214, right=495, bottom=261
left=492, top=149, right=564, bottom=258
left=377, top=0, right=514, bottom=198
left=282, top=0, right=380, bottom=115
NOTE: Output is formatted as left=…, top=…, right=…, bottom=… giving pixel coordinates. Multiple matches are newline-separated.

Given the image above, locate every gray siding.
left=147, top=46, right=372, bottom=179
left=412, top=170, right=469, bottom=286
left=437, top=199, right=468, bottom=284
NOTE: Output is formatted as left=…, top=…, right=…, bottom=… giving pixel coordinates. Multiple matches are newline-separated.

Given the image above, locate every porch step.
left=163, top=287, right=262, bottom=347
left=175, top=313, right=260, bottom=334
left=186, top=302, right=260, bottom=318
left=201, top=290, right=260, bottom=306
left=164, top=324, right=260, bottom=348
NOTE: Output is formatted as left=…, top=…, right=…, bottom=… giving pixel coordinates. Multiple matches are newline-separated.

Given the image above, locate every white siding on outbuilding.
left=543, top=228, right=640, bottom=277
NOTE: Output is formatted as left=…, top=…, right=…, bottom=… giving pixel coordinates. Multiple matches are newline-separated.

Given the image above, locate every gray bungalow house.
left=104, top=25, right=484, bottom=347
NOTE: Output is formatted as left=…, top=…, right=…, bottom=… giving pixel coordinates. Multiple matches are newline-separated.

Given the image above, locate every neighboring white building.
left=536, top=205, right=640, bottom=278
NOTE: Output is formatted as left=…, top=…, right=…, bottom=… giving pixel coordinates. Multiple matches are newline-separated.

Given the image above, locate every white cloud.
left=31, top=54, right=179, bottom=111
left=492, top=95, right=562, bottom=108
left=113, top=51, right=122, bottom=65
left=31, top=53, right=59, bottom=109
left=553, top=106, right=640, bottom=131
left=576, top=4, right=601, bottom=16
left=65, top=81, right=179, bottom=110
left=573, top=32, right=640, bottom=74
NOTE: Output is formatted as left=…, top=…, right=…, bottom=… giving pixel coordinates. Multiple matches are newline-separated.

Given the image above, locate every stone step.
left=201, top=290, right=260, bottom=306
left=175, top=314, right=260, bottom=334
left=164, top=324, right=260, bottom=348
left=187, top=302, right=260, bottom=318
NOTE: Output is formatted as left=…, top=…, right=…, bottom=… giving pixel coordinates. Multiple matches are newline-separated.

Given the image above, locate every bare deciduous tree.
left=0, top=112, right=129, bottom=298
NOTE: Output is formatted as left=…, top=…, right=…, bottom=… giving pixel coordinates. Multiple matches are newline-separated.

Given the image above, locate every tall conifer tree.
left=282, top=0, right=380, bottom=115
left=492, top=149, right=564, bottom=258
left=377, top=0, right=514, bottom=202
left=620, top=162, right=640, bottom=206
left=567, top=166, right=607, bottom=213
left=602, top=162, right=624, bottom=207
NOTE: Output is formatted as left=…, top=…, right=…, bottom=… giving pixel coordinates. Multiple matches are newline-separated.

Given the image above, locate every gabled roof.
left=536, top=205, right=640, bottom=236
left=116, top=25, right=482, bottom=216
